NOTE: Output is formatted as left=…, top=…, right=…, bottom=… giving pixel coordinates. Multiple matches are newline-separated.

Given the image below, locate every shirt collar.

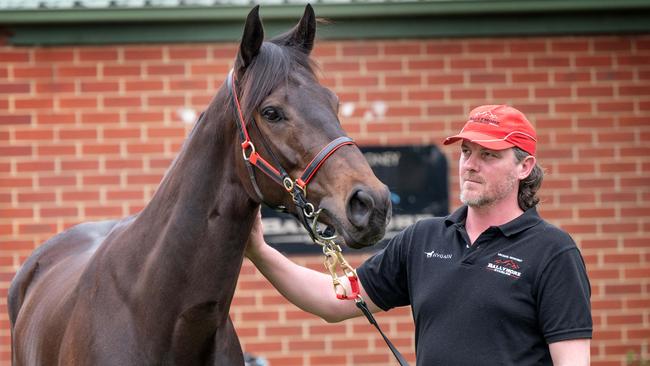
left=444, top=205, right=542, bottom=236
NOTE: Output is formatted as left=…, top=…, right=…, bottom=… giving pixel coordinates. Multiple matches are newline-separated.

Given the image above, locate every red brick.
left=13, top=66, right=54, bottom=78
left=575, top=55, right=613, bottom=67
left=34, top=49, right=73, bottom=62
left=61, top=160, right=99, bottom=170
left=83, top=175, right=120, bottom=185
left=36, top=113, right=76, bottom=125
left=604, top=284, right=642, bottom=295
left=577, top=86, right=614, bottom=97
left=57, top=65, right=97, bottom=78
left=59, top=129, right=97, bottom=140
left=407, top=59, right=444, bottom=70
left=148, top=95, right=185, bottom=106
left=125, top=80, right=164, bottom=92
left=449, top=58, right=487, bottom=69
left=0, top=82, right=30, bottom=94
left=512, top=72, right=549, bottom=83
left=59, top=97, right=98, bottom=109
left=596, top=70, right=634, bottom=82
left=125, top=173, right=162, bottom=185
left=82, top=144, right=120, bottom=155
left=0, top=50, right=30, bottom=62
left=0, top=114, right=31, bottom=125
left=619, top=84, right=650, bottom=96
left=341, top=76, right=379, bottom=88
left=124, top=48, right=163, bottom=60
left=16, top=161, right=55, bottom=172
left=126, top=112, right=164, bottom=123
left=617, top=55, right=650, bottom=66
left=169, top=79, right=207, bottom=91
left=103, top=65, right=141, bottom=77
left=104, top=128, right=141, bottom=139
left=554, top=71, right=591, bottom=83
left=168, top=47, right=207, bottom=60
left=147, top=64, right=185, bottom=75
left=188, top=63, right=228, bottom=76
left=341, top=44, right=379, bottom=57
left=0, top=208, right=34, bottom=218
left=61, top=190, right=100, bottom=201
left=81, top=81, right=119, bottom=93
left=533, top=56, right=570, bottom=68
left=77, top=48, right=118, bottom=61
left=104, top=96, right=142, bottom=108
left=85, top=206, right=122, bottom=217
left=40, top=207, right=78, bottom=217
left=449, top=88, right=487, bottom=100
left=105, top=159, right=143, bottom=169
left=14, top=98, right=54, bottom=110
left=39, top=176, right=76, bottom=187
left=366, top=60, right=402, bottom=72
left=427, top=74, right=464, bottom=85
left=38, top=144, right=76, bottom=156
left=535, top=87, right=571, bottom=98
left=80, top=112, right=120, bottom=124
left=0, top=146, right=32, bottom=156
left=469, top=72, right=507, bottom=84
left=18, top=223, right=56, bottom=235
left=35, top=81, right=75, bottom=93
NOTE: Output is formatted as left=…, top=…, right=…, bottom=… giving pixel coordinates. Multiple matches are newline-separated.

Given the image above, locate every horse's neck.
left=106, top=96, right=257, bottom=309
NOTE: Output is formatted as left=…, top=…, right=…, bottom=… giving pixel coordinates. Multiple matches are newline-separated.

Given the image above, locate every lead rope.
left=311, top=214, right=410, bottom=366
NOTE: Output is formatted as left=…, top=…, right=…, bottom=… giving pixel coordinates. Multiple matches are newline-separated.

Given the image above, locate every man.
left=245, top=105, right=592, bottom=365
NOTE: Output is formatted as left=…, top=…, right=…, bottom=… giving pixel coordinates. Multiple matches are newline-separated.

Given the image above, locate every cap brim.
left=443, top=131, right=515, bottom=151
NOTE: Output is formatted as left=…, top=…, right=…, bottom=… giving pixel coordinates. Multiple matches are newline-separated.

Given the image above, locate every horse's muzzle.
left=343, top=184, right=392, bottom=248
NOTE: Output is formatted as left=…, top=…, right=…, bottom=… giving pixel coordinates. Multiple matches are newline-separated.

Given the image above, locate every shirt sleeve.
left=357, top=226, right=413, bottom=311
left=536, top=246, right=593, bottom=343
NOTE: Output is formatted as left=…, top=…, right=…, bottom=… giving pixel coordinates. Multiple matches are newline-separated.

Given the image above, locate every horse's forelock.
left=240, top=42, right=316, bottom=120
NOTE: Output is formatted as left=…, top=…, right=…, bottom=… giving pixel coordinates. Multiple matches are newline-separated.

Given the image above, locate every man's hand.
left=245, top=206, right=266, bottom=260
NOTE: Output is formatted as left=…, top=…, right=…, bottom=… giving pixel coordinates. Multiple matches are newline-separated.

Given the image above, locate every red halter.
left=227, top=69, right=355, bottom=228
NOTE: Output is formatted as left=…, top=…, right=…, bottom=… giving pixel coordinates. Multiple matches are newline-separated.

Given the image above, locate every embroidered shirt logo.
left=424, top=250, right=453, bottom=259
left=486, top=253, right=523, bottom=279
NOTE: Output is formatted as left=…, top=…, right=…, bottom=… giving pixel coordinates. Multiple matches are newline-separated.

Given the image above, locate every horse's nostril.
left=347, top=189, right=375, bottom=228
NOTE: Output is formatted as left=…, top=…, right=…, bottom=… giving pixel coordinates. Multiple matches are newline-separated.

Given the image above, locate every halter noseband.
left=227, top=69, right=355, bottom=241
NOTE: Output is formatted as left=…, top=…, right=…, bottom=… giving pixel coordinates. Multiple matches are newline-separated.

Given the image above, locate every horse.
left=8, top=5, right=391, bottom=365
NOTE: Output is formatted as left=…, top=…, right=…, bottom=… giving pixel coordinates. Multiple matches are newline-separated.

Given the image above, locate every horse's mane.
left=236, top=36, right=318, bottom=122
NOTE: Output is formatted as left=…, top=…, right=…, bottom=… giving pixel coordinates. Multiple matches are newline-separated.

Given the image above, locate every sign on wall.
left=261, top=145, right=449, bottom=254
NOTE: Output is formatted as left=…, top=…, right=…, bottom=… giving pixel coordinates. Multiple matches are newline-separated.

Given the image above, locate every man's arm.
left=549, top=339, right=590, bottom=366
left=245, top=209, right=381, bottom=323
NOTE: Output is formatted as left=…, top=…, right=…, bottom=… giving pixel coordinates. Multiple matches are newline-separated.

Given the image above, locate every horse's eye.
left=261, top=107, right=283, bottom=123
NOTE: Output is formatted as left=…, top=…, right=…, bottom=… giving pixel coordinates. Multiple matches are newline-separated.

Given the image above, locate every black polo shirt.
left=358, top=206, right=592, bottom=365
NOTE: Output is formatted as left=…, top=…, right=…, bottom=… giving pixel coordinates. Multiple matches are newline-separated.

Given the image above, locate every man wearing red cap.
left=245, top=105, right=592, bottom=365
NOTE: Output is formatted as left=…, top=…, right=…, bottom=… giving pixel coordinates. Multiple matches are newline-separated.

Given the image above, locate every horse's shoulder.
left=8, top=216, right=134, bottom=325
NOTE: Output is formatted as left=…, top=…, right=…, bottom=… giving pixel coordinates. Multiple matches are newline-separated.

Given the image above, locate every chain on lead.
left=309, top=208, right=338, bottom=243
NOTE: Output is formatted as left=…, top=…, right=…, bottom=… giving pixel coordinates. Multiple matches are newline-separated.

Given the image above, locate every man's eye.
left=261, top=107, right=283, bottom=122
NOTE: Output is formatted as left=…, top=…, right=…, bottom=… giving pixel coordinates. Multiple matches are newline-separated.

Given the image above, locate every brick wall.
left=1, top=34, right=649, bottom=365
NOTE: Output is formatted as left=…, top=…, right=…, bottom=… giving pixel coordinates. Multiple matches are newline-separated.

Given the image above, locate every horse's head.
left=230, top=5, right=391, bottom=249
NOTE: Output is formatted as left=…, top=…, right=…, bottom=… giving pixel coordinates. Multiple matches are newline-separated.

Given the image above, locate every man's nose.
left=462, top=153, right=479, bottom=171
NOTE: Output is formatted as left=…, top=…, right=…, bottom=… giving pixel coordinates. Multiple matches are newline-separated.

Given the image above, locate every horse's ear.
left=288, top=4, right=316, bottom=54
left=238, top=5, right=264, bottom=72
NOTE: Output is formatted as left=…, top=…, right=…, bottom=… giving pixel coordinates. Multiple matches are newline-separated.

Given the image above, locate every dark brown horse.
left=8, top=5, right=391, bottom=365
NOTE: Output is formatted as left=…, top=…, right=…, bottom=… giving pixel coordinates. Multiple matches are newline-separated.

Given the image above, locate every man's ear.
left=518, top=155, right=536, bottom=180
left=237, top=5, right=264, bottom=74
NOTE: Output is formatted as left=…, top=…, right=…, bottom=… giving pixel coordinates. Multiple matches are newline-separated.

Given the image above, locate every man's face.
left=458, top=141, right=520, bottom=208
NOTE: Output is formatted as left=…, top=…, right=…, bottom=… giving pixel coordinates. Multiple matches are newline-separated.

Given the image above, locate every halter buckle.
left=241, top=141, right=256, bottom=161
left=282, top=177, right=294, bottom=192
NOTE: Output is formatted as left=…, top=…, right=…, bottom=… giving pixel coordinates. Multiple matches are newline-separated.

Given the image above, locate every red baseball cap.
left=443, top=105, right=537, bottom=156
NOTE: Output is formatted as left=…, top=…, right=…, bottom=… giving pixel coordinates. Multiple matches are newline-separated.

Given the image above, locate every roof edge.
left=2, top=0, right=650, bottom=25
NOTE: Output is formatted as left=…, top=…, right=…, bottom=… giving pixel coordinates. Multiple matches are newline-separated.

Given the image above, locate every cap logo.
left=469, top=110, right=500, bottom=126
